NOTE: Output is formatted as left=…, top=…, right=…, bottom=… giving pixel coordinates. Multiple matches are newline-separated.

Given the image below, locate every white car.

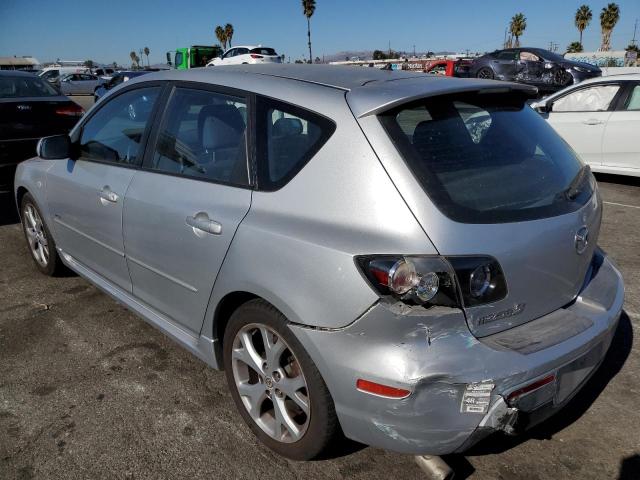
left=531, top=74, right=640, bottom=177
left=206, top=46, right=281, bottom=66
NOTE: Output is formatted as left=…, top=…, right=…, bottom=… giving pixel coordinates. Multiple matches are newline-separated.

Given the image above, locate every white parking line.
left=603, top=201, right=640, bottom=210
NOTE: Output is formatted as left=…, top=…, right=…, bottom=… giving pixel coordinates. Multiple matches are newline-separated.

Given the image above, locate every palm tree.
left=144, top=47, right=150, bottom=67
left=302, top=0, right=316, bottom=63
left=215, top=25, right=227, bottom=50
left=224, top=24, right=234, bottom=48
left=575, top=5, right=592, bottom=47
left=566, top=41, right=584, bottom=53
left=509, top=13, right=527, bottom=48
left=129, top=51, right=138, bottom=69
left=599, top=3, right=620, bottom=51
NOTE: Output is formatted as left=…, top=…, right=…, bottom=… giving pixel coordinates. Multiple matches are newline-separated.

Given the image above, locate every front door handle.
left=582, top=118, right=603, bottom=125
left=98, top=186, right=119, bottom=204
left=186, top=213, right=222, bottom=235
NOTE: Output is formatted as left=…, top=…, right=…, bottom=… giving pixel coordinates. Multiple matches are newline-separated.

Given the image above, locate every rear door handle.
left=582, top=119, right=603, bottom=125
left=186, top=214, right=222, bottom=235
left=98, top=186, right=119, bottom=204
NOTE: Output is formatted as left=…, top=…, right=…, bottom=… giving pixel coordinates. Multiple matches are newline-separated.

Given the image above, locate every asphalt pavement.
left=0, top=174, right=638, bottom=480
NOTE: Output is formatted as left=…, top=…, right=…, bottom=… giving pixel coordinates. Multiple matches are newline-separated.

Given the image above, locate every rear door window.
left=149, top=87, right=249, bottom=186
left=379, top=92, right=594, bottom=223
left=256, top=98, right=335, bottom=190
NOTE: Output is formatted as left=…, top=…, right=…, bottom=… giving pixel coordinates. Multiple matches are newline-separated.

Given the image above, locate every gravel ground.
left=0, top=175, right=638, bottom=480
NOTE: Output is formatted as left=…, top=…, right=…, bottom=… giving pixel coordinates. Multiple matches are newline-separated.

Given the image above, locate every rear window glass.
left=257, top=98, right=335, bottom=190
left=250, top=48, right=277, bottom=56
left=380, top=93, right=594, bottom=223
left=0, top=76, right=59, bottom=98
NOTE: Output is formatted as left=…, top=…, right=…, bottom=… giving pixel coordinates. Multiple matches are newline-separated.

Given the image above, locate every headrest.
left=272, top=117, right=303, bottom=137
left=198, top=104, right=245, bottom=150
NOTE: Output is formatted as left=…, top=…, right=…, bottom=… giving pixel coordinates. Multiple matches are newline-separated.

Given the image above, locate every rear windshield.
left=380, top=93, right=594, bottom=223
left=250, top=48, right=277, bottom=56
left=0, top=75, right=60, bottom=98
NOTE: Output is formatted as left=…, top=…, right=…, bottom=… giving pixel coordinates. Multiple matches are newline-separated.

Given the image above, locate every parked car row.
left=13, top=65, right=624, bottom=462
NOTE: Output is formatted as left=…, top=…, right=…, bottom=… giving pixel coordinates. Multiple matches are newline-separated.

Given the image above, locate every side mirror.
left=166, top=52, right=172, bottom=65
left=37, top=135, right=72, bottom=159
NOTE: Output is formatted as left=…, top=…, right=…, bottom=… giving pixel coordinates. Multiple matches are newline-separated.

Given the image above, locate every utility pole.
left=388, top=40, right=391, bottom=58
left=632, top=18, right=638, bottom=46
left=413, top=44, right=416, bottom=58
left=503, top=27, right=508, bottom=48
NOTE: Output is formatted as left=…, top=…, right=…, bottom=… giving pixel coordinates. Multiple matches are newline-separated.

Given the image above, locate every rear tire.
left=20, top=193, right=65, bottom=276
left=476, top=67, right=494, bottom=79
left=223, top=299, right=340, bottom=460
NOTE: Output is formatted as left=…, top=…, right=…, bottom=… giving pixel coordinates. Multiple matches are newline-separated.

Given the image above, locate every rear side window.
left=256, top=98, right=335, bottom=190
left=150, top=87, right=249, bottom=186
left=380, top=93, right=594, bottom=223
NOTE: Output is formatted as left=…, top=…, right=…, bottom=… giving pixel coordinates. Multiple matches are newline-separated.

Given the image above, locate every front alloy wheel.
left=23, top=202, right=49, bottom=268
left=20, top=193, right=65, bottom=276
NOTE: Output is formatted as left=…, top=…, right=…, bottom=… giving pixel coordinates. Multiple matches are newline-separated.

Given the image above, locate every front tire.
left=476, top=67, right=494, bottom=79
left=20, top=193, right=65, bottom=276
left=223, top=299, right=340, bottom=460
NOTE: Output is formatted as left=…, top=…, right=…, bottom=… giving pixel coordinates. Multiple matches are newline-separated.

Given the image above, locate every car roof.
left=0, top=70, right=37, bottom=77
left=128, top=64, right=538, bottom=117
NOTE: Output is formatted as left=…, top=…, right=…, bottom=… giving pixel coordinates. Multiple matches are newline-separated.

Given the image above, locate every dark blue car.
left=470, top=48, right=601, bottom=92
left=93, top=70, right=153, bottom=101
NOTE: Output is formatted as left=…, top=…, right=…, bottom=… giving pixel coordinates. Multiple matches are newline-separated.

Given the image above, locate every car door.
left=46, top=84, right=163, bottom=291
left=123, top=84, right=252, bottom=334
left=492, top=50, right=517, bottom=79
left=517, top=50, right=544, bottom=82
left=545, top=82, right=623, bottom=167
left=234, top=47, right=250, bottom=63
left=601, top=82, right=640, bottom=173
left=220, top=48, right=236, bottom=65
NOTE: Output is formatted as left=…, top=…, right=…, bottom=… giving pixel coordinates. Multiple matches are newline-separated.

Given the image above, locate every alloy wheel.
left=231, top=323, right=310, bottom=443
left=23, top=203, right=49, bottom=267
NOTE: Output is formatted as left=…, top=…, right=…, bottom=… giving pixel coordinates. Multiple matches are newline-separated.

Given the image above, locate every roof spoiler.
left=348, top=79, right=538, bottom=118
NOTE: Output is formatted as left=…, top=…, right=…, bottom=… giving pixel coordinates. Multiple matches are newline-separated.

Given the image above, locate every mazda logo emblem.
left=575, top=226, right=589, bottom=255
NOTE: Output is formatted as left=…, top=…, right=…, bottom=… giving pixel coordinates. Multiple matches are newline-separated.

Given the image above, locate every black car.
left=470, top=48, right=601, bottom=92
left=93, top=70, right=155, bottom=101
left=0, top=71, right=83, bottom=189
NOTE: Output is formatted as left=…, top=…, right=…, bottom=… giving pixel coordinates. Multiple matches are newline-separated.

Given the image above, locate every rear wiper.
left=563, top=164, right=591, bottom=200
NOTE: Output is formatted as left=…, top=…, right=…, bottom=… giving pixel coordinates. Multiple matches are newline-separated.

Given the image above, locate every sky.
left=1, top=0, right=639, bottom=66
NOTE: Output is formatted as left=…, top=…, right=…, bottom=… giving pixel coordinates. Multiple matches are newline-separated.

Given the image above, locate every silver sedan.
left=57, top=73, right=100, bottom=95
left=14, top=65, right=624, bottom=462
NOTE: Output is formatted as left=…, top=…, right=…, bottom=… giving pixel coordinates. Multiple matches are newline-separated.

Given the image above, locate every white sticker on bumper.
left=461, top=381, right=495, bottom=414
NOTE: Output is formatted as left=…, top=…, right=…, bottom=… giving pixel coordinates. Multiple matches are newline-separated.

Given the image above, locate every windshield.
left=380, top=92, right=594, bottom=223
left=0, top=75, right=60, bottom=98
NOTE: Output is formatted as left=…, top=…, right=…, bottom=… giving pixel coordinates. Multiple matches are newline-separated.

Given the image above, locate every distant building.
left=0, top=56, right=41, bottom=70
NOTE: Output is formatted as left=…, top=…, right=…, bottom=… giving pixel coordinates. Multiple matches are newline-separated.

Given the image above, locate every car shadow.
left=0, top=188, right=19, bottom=226
left=595, top=173, right=640, bottom=187
left=450, top=310, right=633, bottom=472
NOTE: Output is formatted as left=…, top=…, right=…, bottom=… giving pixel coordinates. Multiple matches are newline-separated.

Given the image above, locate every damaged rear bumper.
left=289, top=253, right=624, bottom=455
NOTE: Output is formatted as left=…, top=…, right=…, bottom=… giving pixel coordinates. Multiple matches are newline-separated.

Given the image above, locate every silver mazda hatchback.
left=15, top=65, right=624, bottom=461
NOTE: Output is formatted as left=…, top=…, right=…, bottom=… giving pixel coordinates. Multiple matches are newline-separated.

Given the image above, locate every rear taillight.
left=56, top=104, right=84, bottom=117
left=250, top=54, right=264, bottom=59
left=356, top=255, right=507, bottom=308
